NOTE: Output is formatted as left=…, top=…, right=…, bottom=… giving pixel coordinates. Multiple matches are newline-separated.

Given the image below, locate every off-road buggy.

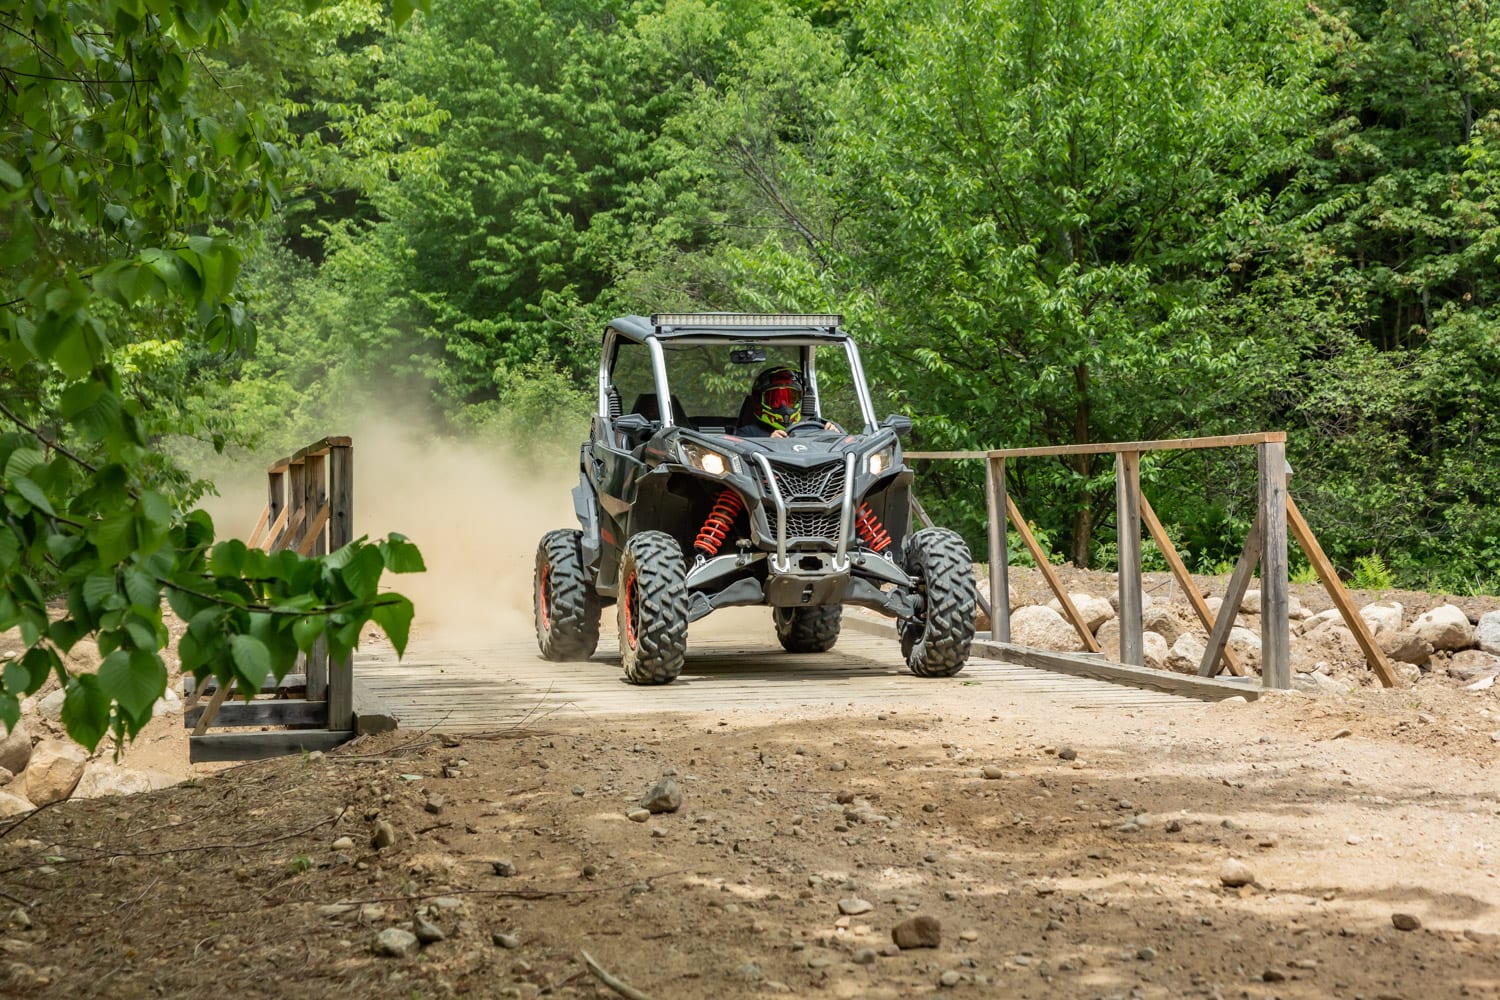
left=533, top=313, right=978, bottom=683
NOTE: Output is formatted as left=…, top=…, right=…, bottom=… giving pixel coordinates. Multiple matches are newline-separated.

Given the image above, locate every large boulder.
left=1410, top=604, right=1474, bottom=652
left=1302, top=607, right=1342, bottom=632
left=24, top=739, right=87, bottom=806
left=1142, top=631, right=1170, bottom=671
left=1044, top=593, right=1115, bottom=634
left=1359, top=601, right=1404, bottom=636
left=1475, top=611, right=1500, bottom=655
left=74, top=763, right=179, bottom=799
left=0, top=719, right=31, bottom=775
left=1010, top=605, right=1088, bottom=653
left=1228, top=626, right=1262, bottom=670
left=1380, top=630, right=1433, bottom=667
left=1446, top=649, right=1500, bottom=682
left=1236, top=589, right=1306, bottom=620
left=1143, top=606, right=1190, bottom=645
left=1166, top=633, right=1208, bottom=675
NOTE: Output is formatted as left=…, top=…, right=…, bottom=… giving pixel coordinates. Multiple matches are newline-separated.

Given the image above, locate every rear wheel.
left=534, top=529, right=601, bottom=661
left=774, top=605, right=842, bottom=653
left=900, top=528, right=977, bottom=677
left=618, top=531, right=689, bottom=684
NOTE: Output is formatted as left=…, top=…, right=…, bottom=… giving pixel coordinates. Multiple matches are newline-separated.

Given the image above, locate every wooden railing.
left=910, top=432, right=1401, bottom=690
left=186, top=436, right=358, bottom=761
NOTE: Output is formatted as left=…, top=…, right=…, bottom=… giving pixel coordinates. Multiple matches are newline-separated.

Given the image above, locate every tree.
left=0, top=0, right=425, bottom=750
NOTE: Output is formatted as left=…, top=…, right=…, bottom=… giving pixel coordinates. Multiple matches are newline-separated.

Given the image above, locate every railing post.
left=304, top=452, right=329, bottom=703
left=984, top=456, right=1010, bottom=642
left=265, top=470, right=284, bottom=550
left=1258, top=440, right=1291, bottom=689
left=326, top=442, right=355, bottom=730
left=1115, top=452, right=1143, bottom=666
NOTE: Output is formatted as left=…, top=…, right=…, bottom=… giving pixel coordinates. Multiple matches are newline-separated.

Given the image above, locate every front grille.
left=761, top=461, right=845, bottom=503
left=786, top=511, right=842, bottom=542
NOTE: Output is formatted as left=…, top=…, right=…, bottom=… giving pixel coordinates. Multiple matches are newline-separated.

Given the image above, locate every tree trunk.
left=1070, top=361, right=1092, bottom=568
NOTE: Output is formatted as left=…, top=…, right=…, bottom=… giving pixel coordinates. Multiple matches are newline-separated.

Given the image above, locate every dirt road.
left=4, top=609, right=1499, bottom=999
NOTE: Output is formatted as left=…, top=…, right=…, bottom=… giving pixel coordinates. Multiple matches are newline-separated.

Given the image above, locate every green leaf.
left=93, top=510, right=137, bottom=564
left=82, top=572, right=117, bottom=612
left=229, top=633, right=271, bottom=691
left=339, top=544, right=386, bottom=599
left=370, top=596, right=414, bottom=657
left=291, top=613, right=326, bottom=651
left=10, top=476, right=55, bottom=516
left=381, top=534, right=427, bottom=574
left=60, top=381, right=122, bottom=441
left=97, top=648, right=166, bottom=724
left=209, top=539, right=248, bottom=578
left=60, top=676, right=111, bottom=751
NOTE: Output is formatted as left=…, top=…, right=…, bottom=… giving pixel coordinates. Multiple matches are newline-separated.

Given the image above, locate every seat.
left=629, top=393, right=695, bottom=428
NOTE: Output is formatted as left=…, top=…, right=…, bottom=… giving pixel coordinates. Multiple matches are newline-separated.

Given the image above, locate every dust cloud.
left=195, top=415, right=583, bottom=644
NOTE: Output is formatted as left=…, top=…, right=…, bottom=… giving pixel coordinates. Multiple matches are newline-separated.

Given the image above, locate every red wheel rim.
left=623, top=572, right=639, bottom=649
left=538, top=563, right=553, bottom=631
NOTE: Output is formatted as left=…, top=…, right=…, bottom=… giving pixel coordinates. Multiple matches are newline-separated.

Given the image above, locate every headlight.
left=866, top=444, right=897, bottom=476
left=682, top=442, right=735, bottom=477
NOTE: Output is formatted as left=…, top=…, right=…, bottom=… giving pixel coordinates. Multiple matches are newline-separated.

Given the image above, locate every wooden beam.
left=190, top=678, right=234, bottom=736
left=184, top=699, right=328, bottom=729
left=326, top=442, right=355, bottom=731
left=984, top=457, right=1010, bottom=642
left=976, top=640, right=1263, bottom=701
left=1005, top=496, right=1101, bottom=653
left=1115, top=452, right=1144, bottom=666
left=1139, top=494, right=1246, bottom=676
left=245, top=503, right=271, bottom=550
left=1199, top=512, right=1262, bottom=677
left=258, top=504, right=291, bottom=553
left=909, top=432, right=1286, bottom=464
left=189, top=730, right=352, bottom=763
left=1286, top=495, right=1402, bottom=688
left=1259, top=441, right=1291, bottom=690
left=184, top=673, right=306, bottom=697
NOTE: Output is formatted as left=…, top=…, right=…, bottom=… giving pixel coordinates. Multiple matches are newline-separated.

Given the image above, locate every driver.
left=738, top=365, right=837, bottom=439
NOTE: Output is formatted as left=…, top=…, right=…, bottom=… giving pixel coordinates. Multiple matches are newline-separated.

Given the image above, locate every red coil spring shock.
left=855, top=503, right=892, bottom=553
left=694, top=489, right=745, bottom=557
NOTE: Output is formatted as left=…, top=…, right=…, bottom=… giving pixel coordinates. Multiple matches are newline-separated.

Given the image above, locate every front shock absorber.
left=855, top=502, right=892, bottom=553
left=694, top=489, right=745, bottom=558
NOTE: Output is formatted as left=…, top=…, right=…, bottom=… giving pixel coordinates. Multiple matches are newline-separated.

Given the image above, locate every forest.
left=2, top=0, right=1498, bottom=744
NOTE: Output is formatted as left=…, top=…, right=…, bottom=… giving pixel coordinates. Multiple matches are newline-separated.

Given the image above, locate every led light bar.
left=651, top=313, right=843, bottom=329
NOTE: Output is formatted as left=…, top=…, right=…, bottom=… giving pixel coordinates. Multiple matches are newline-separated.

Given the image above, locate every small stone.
left=640, top=776, right=682, bottom=814
left=1058, top=747, right=1077, bottom=761
left=424, top=794, right=445, bottom=815
left=981, top=765, right=1006, bottom=780
left=839, top=897, right=874, bottom=916
left=881, top=943, right=902, bottom=957
left=572, top=785, right=585, bottom=796
left=939, top=969, right=962, bottom=987
left=1262, top=969, right=1286, bottom=983
left=414, top=918, right=445, bottom=944
left=1392, top=912, right=1421, bottom=931
left=1219, top=858, right=1254, bottom=888
left=852, top=948, right=877, bottom=965
left=374, top=927, right=418, bottom=958
left=331, top=836, right=355, bottom=851
left=1137, top=946, right=1156, bottom=961
left=892, top=915, right=942, bottom=949
left=829, top=760, right=848, bottom=772
left=491, top=859, right=517, bottom=877
left=1165, top=820, right=1183, bottom=833
left=316, top=903, right=356, bottom=918
left=371, top=820, right=396, bottom=849
left=626, top=807, right=651, bottom=823
left=958, top=929, right=979, bottom=942
left=493, top=932, right=521, bottom=949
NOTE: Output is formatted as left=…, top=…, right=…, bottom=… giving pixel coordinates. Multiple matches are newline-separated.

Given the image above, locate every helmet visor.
left=761, top=385, right=801, bottom=411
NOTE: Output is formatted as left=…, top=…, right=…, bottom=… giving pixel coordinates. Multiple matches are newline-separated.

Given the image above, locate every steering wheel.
left=786, top=419, right=834, bottom=438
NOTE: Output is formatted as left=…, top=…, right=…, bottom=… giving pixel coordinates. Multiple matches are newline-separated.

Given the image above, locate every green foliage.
left=1349, top=553, right=1395, bottom=591
left=0, top=0, right=426, bottom=750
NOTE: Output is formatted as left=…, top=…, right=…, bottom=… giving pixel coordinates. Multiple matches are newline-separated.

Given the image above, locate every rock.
left=852, top=948, right=877, bottom=965
left=1096, top=619, right=1122, bottom=658
left=892, top=915, right=942, bottom=949
left=1227, top=626, right=1261, bottom=669
left=1142, top=606, right=1188, bottom=645
left=640, top=776, right=681, bottom=814
left=424, top=794, right=445, bottom=814
left=1204, top=596, right=1223, bottom=617
left=1057, top=747, right=1077, bottom=761
left=331, top=836, right=355, bottom=851
left=0, top=720, right=31, bottom=775
left=151, top=687, right=183, bottom=718
left=1108, top=591, right=1155, bottom=613
left=0, top=790, right=33, bottom=818
left=1381, top=630, right=1433, bottom=666
left=1166, top=633, right=1208, bottom=675
left=980, top=765, right=1007, bottom=780
left=493, top=931, right=521, bottom=949
left=1043, top=593, right=1115, bottom=633
left=939, top=969, right=963, bottom=987
left=373, top=927, right=419, bottom=958
left=1447, top=649, right=1500, bottom=680
left=1010, top=605, right=1088, bottom=652
left=838, top=897, right=874, bottom=916
left=414, top=917, right=445, bottom=943
left=23, top=739, right=86, bottom=806
left=1410, top=604, right=1474, bottom=652
left=1303, top=607, right=1342, bottom=631
left=1391, top=912, right=1421, bottom=931
left=73, top=762, right=176, bottom=799
left=492, top=859, right=517, bottom=877
left=1240, top=589, right=1261, bottom=614
left=1476, top=611, right=1500, bottom=655
left=372, top=820, right=397, bottom=849
left=1218, top=858, right=1255, bottom=888
left=1142, top=631, right=1169, bottom=671
left=1359, top=601, right=1404, bottom=635
left=37, top=689, right=65, bottom=723
left=626, top=807, right=651, bottom=823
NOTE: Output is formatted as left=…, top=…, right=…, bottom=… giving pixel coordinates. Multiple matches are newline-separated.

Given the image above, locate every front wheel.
left=618, top=531, right=689, bottom=684
left=534, top=529, right=601, bottom=661
left=900, top=528, right=977, bottom=677
left=774, top=605, right=842, bottom=653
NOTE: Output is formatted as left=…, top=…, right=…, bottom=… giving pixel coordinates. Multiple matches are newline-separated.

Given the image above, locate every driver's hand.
left=824, top=421, right=838, bottom=431
left=771, top=429, right=788, bottom=439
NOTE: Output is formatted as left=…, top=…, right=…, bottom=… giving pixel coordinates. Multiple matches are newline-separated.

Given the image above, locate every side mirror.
left=615, top=413, right=654, bottom=435
left=881, top=414, right=913, bottom=438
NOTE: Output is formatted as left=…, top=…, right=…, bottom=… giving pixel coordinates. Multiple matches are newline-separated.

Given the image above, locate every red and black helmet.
left=752, top=366, right=803, bottom=432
